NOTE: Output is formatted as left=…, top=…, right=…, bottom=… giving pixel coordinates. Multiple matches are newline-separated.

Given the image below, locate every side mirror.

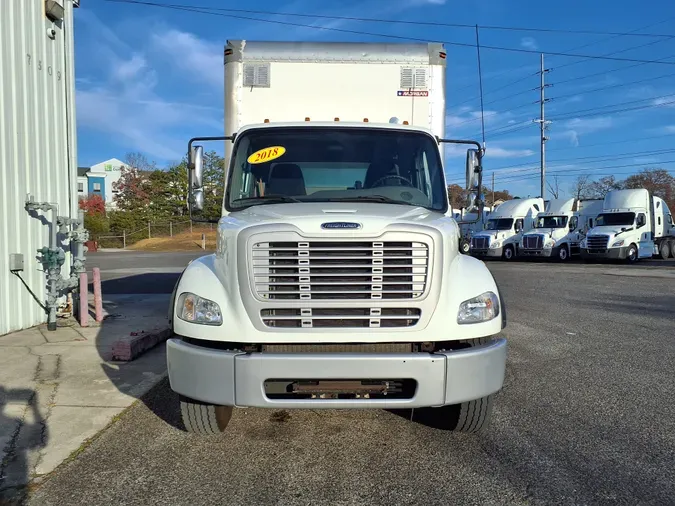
left=465, top=192, right=477, bottom=212
left=465, top=149, right=480, bottom=190
left=189, top=146, right=204, bottom=211
left=190, top=145, right=204, bottom=189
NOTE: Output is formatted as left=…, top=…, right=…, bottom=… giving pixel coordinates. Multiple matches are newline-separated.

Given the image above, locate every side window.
left=515, top=219, right=524, bottom=232
left=658, top=216, right=662, bottom=226
left=569, top=216, right=578, bottom=230
left=588, top=218, right=593, bottom=228
left=636, top=213, right=646, bottom=228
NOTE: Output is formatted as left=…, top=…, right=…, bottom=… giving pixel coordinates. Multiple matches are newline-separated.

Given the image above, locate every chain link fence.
left=96, top=220, right=216, bottom=249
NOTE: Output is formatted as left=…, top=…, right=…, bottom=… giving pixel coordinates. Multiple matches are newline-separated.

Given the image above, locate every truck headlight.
left=545, top=239, right=555, bottom=248
left=457, top=291, right=500, bottom=325
left=612, top=239, right=625, bottom=247
left=490, top=241, right=501, bottom=249
left=177, top=292, right=222, bottom=325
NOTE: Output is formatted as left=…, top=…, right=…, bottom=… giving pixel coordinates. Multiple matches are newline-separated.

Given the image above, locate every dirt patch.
left=129, top=230, right=217, bottom=252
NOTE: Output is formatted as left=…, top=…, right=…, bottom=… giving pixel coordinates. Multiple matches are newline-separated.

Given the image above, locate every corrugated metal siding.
left=0, top=0, right=78, bottom=335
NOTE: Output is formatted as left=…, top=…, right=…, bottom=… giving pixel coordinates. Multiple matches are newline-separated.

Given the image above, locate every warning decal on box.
left=397, top=90, right=429, bottom=97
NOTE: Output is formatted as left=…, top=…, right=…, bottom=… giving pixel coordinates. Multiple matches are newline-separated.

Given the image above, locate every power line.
left=102, top=0, right=675, bottom=66
left=551, top=71, right=675, bottom=101
left=98, top=0, right=675, bottom=38
left=548, top=133, right=675, bottom=152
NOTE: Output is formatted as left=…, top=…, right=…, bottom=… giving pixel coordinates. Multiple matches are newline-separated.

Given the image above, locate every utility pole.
left=535, top=53, right=552, bottom=199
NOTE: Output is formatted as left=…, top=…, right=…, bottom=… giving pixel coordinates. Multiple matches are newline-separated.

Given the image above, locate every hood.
left=221, top=202, right=452, bottom=236
left=587, top=225, right=634, bottom=238
left=524, top=228, right=564, bottom=237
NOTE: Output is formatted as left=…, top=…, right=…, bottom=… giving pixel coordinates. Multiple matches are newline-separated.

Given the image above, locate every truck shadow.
left=93, top=273, right=185, bottom=433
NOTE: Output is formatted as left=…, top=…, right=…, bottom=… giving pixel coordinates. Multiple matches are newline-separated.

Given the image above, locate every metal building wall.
left=0, top=0, right=79, bottom=335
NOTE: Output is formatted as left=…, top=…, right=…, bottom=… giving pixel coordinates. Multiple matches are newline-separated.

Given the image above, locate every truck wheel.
left=626, top=243, right=639, bottom=264
left=502, top=245, right=515, bottom=261
left=659, top=241, right=671, bottom=260
left=180, top=396, right=233, bottom=434
left=434, top=395, right=494, bottom=433
left=670, top=240, right=675, bottom=259
left=558, top=245, right=569, bottom=262
left=460, top=238, right=470, bottom=254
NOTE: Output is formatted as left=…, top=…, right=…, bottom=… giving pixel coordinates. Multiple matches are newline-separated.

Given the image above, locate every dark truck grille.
left=251, top=241, right=429, bottom=301
left=587, top=235, right=609, bottom=250
left=471, top=237, right=489, bottom=250
left=261, top=307, right=422, bottom=328
left=523, top=235, right=543, bottom=250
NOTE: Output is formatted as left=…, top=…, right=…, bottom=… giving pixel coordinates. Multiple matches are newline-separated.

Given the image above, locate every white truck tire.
left=180, top=396, right=233, bottom=434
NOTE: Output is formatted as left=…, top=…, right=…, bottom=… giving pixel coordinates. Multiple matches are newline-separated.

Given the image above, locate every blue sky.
left=74, top=0, right=675, bottom=198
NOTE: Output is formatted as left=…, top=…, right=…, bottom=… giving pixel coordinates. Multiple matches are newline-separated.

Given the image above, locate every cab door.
left=636, top=212, right=654, bottom=258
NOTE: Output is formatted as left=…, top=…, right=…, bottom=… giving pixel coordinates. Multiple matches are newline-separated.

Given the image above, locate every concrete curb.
left=111, top=328, right=171, bottom=361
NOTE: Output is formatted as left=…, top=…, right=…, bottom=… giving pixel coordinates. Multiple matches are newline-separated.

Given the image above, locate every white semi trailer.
left=518, top=198, right=603, bottom=261
left=580, top=188, right=675, bottom=262
left=469, top=198, right=544, bottom=260
left=166, top=41, right=508, bottom=435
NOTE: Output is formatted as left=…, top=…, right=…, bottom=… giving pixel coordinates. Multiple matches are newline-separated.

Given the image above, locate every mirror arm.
left=437, top=137, right=485, bottom=225
left=186, top=135, right=235, bottom=223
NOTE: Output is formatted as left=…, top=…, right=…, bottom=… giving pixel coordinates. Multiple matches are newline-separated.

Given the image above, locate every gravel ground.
left=25, top=260, right=675, bottom=506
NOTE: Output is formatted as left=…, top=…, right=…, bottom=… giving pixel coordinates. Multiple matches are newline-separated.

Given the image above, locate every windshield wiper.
left=321, top=195, right=417, bottom=206
left=233, top=196, right=304, bottom=206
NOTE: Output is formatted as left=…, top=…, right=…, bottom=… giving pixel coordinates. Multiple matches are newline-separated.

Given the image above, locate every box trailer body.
left=581, top=189, right=675, bottom=261
left=469, top=198, right=544, bottom=260
left=168, top=41, right=507, bottom=436
left=223, top=40, right=446, bottom=170
left=518, top=198, right=603, bottom=261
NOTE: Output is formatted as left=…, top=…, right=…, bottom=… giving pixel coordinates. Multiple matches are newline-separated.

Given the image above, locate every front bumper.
left=167, top=337, right=507, bottom=409
left=470, top=247, right=503, bottom=258
left=519, top=247, right=554, bottom=258
left=580, top=246, right=627, bottom=260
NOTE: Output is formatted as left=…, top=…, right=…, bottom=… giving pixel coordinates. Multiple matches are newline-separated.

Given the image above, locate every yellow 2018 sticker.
left=247, top=146, right=286, bottom=164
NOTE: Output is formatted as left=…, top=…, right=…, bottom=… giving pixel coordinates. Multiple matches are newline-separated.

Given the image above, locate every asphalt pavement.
left=26, top=253, right=675, bottom=506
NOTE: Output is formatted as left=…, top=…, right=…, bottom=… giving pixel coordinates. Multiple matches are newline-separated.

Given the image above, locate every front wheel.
left=180, top=396, right=233, bottom=434
left=659, top=240, right=671, bottom=260
left=626, top=243, right=639, bottom=264
left=432, top=395, right=494, bottom=432
left=460, top=238, right=471, bottom=255
left=502, top=245, right=515, bottom=261
left=558, top=245, right=569, bottom=262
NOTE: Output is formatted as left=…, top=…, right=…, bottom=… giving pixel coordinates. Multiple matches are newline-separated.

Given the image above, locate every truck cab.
left=167, top=119, right=508, bottom=435
left=469, top=198, right=544, bottom=260
left=581, top=189, right=675, bottom=262
left=518, top=198, right=602, bottom=261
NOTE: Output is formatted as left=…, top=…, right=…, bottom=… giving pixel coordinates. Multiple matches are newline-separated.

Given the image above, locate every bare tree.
left=547, top=175, right=561, bottom=199
left=570, top=175, right=593, bottom=200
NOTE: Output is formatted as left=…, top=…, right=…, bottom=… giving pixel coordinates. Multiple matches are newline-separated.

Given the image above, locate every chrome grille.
left=251, top=241, right=429, bottom=301
left=471, top=237, right=489, bottom=249
left=261, top=308, right=421, bottom=328
left=587, top=235, right=609, bottom=249
left=523, top=235, right=543, bottom=250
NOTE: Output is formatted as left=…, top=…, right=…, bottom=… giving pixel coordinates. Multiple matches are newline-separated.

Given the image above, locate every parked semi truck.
left=580, top=188, right=675, bottom=262
left=469, top=198, right=544, bottom=260
left=518, top=198, right=603, bottom=261
left=166, top=40, right=507, bottom=435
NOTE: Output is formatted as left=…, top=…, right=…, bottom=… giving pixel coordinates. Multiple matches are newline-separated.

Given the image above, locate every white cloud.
left=563, top=116, right=613, bottom=133
left=653, top=95, right=675, bottom=107
left=151, top=29, right=222, bottom=89
left=520, top=37, right=538, bottom=51
left=565, top=130, right=580, bottom=147
left=486, top=147, right=536, bottom=158
left=76, top=14, right=222, bottom=161
left=665, top=125, right=675, bottom=133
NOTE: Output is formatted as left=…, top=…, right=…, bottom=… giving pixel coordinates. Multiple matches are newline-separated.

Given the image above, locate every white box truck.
left=167, top=40, right=507, bottom=435
left=580, top=188, right=675, bottom=262
left=518, top=198, right=603, bottom=261
left=469, top=198, right=544, bottom=260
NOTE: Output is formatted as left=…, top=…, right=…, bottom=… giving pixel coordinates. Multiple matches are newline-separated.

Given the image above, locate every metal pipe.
left=93, top=267, right=103, bottom=323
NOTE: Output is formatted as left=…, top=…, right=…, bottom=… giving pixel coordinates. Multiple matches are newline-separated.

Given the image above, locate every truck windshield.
left=485, top=218, right=513, bottom=231
left=536, top=216, right=568, bottom=228
left=595, top=212, right=635, bottom=226
left=226, top=126, right=447, bottom=212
